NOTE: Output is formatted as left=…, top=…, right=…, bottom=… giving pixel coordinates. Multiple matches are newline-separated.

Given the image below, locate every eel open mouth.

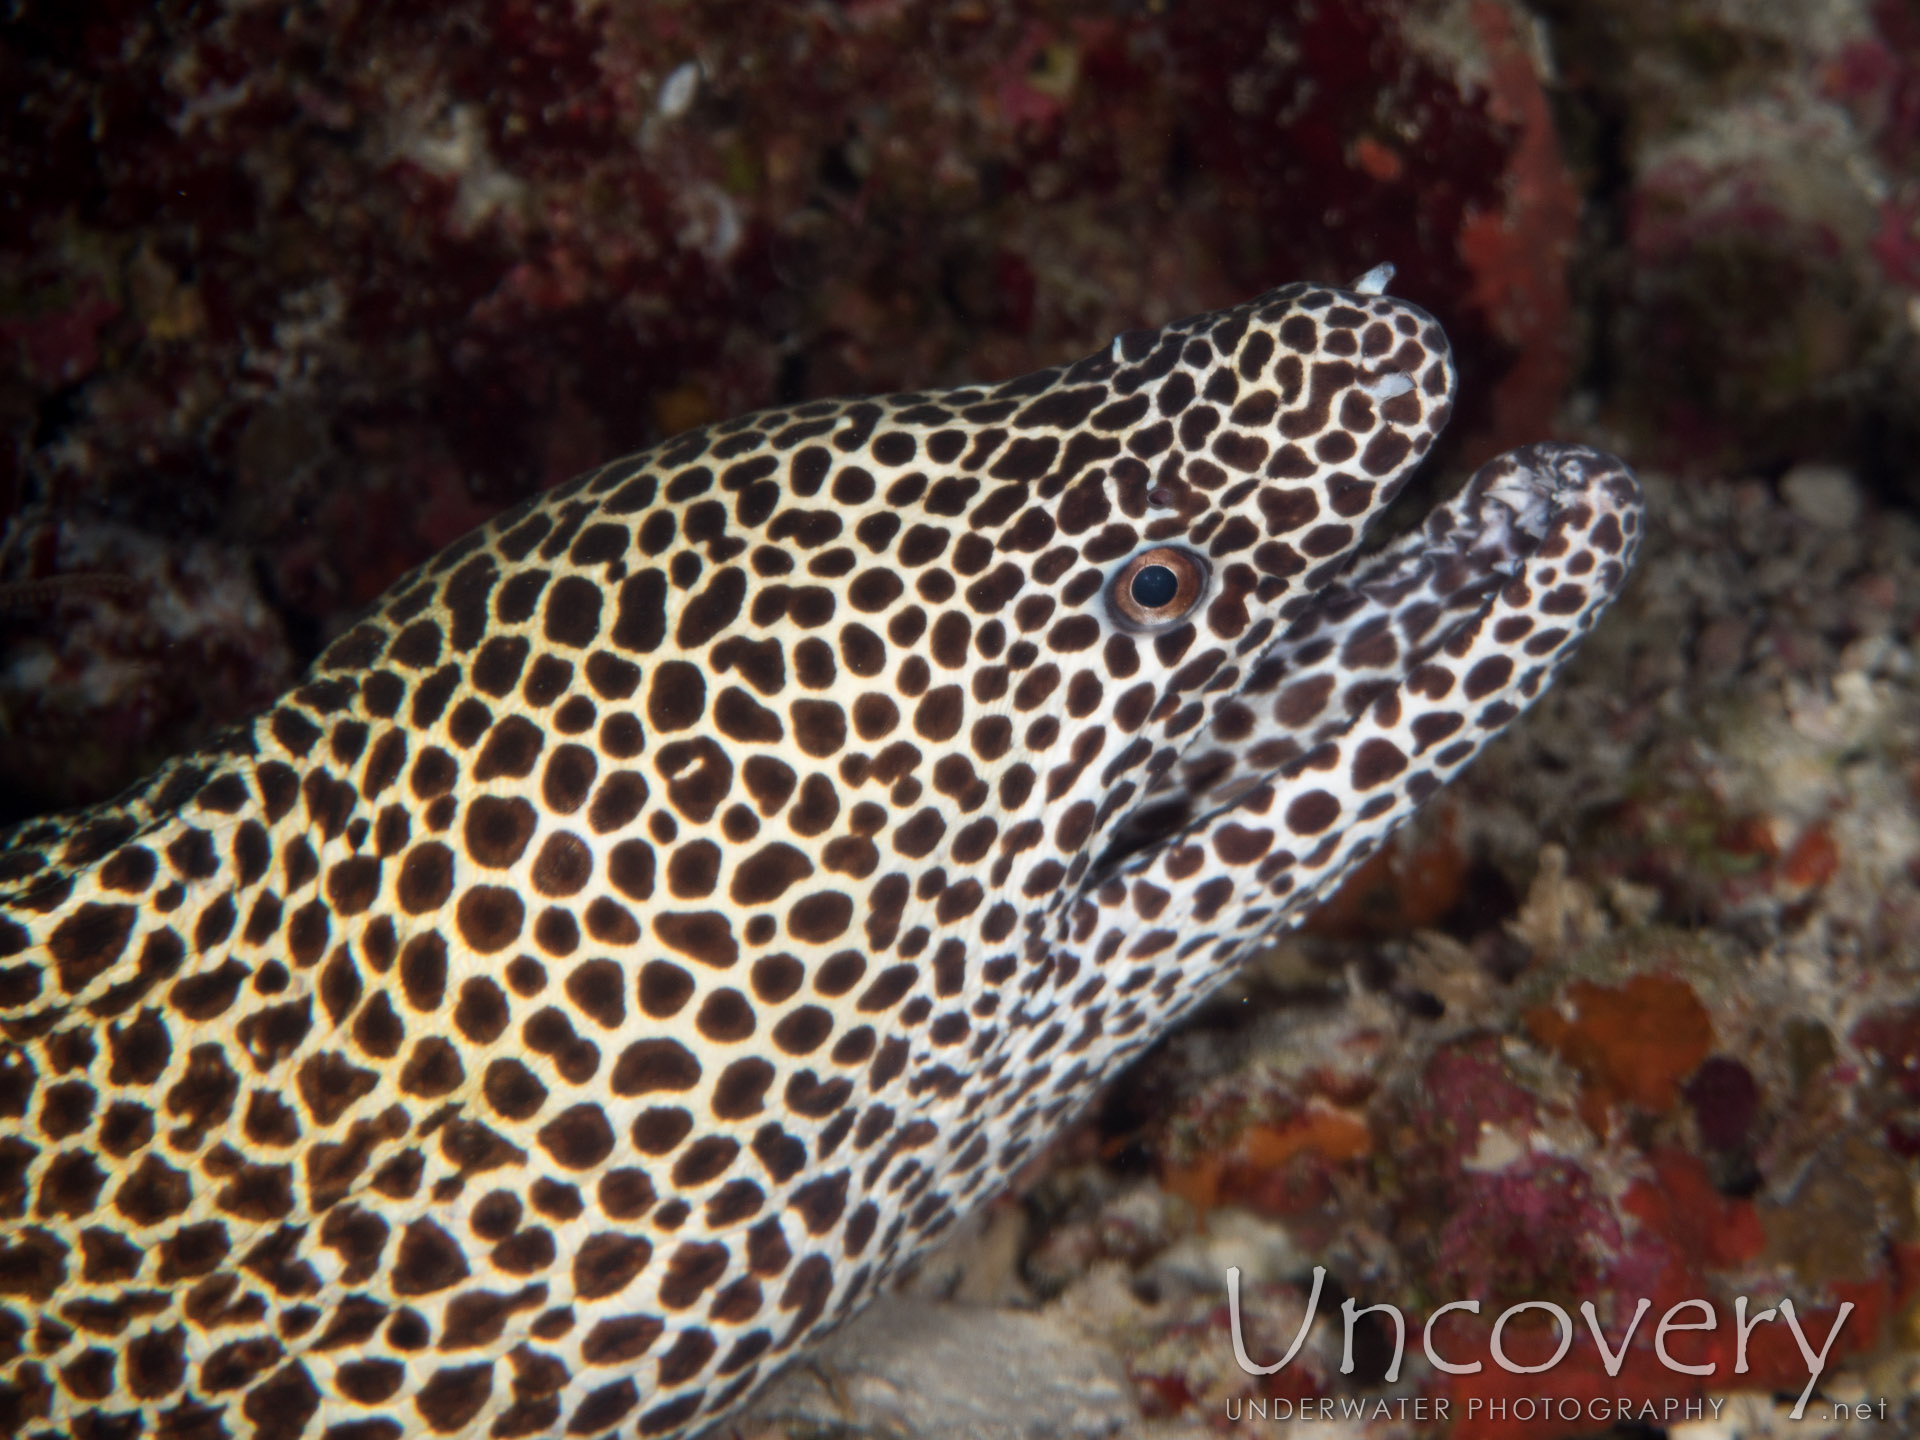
left=1088, top=438, right=1643, bottom=904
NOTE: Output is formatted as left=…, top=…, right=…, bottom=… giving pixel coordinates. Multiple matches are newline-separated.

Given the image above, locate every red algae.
left=1525, top=975, right=1714, bottom=1130
left=1683, top=1054, right=1760, bottom=1151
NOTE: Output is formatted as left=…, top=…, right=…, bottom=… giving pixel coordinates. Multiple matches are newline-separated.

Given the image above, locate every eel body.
left=0, top=272, right=1641, bottom=1439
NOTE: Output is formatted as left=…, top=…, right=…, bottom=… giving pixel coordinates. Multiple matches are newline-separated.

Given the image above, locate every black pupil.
left=1130, top=564, right=1179, bottom=609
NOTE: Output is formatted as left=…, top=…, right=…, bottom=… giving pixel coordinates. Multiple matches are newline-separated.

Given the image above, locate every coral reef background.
left=3, top=0, right=1918, bottom=1435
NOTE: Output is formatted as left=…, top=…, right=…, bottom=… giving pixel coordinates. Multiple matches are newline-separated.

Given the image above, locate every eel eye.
left=1110, top=546, right=1208, bottom=630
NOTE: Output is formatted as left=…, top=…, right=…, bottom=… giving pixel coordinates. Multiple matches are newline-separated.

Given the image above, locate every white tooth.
left=1110, top=335, right=1125, bottom=363
left=1351, top=262, right=1396, bottom=295
left=1486, top=466, right=1556, bottom=538
left=657, top=61, right=701, bottom=118
left=1360, top=372, right=1414, bottom=402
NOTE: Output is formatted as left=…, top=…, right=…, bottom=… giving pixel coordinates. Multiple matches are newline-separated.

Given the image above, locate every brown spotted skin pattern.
left=0, top=280, right=1640, bottom=1440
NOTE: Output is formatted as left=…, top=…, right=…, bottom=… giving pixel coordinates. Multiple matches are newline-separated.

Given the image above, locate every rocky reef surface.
left=4, top=1, right=1918, bottom=1435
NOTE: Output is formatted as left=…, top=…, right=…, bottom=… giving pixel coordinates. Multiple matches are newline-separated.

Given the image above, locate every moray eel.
left=0, top=267, right=1640, bottom=1439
